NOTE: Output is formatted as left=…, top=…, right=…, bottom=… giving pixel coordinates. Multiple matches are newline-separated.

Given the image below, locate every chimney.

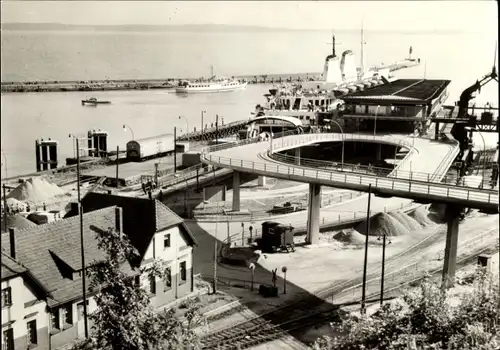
left=115, top=207, right=123, bottom=239
left=9, top=228, right=16, bottom=259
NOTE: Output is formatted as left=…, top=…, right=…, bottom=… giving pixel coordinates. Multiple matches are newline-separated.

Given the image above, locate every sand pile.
left=333, top=230, right=366, bottom=245
left=355, top=212, right=411, bottom=237
left=389, top=211, right=422, bottom=231
left=7, top=177, right=66, bottom=204
left=4, top=198, right=27, bottom=211
left=409, top=207, right=433, bottom=227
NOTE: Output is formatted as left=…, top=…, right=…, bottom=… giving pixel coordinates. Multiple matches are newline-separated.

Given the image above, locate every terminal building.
left=339, top=79, right=451, bottom=134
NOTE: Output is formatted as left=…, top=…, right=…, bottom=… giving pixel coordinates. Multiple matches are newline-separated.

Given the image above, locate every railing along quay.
left=200, top=132, right=498, bottom=211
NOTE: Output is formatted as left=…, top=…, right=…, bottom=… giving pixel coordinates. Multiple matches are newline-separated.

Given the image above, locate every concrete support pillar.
left=295, top=148, right=301, bottom=165
left=258, top=176, right=267, bottom=187
left=376, top=144, right=382, bottom=161
left=442, top=204, right=463, bottom=289
left=232, top=171, right=241, bottom=212
left=306, top=183, right=321, bottom=245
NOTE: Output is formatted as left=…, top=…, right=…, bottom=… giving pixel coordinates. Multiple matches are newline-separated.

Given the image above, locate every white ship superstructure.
left=176, top=65, right=247, bottom=93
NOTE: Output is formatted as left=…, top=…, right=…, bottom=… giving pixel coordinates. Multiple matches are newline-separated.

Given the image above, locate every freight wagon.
left=126, top=134, right=175, bottom=162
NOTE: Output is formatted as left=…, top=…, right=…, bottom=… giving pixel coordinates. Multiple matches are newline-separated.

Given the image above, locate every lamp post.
left=204, top=200, right=219, bottom=294
left=378, top=230, right=391, bottom=306
left=330, top=119, right=345, bottom=168
left=178, top=116, right=189, bottom=144
left=249, top=263, right=256, bottom=291
left=374, top=105, right=381, bottom=136
left=201, top=110, right=206, bottom=131
left=68, top=134, right=89, bottom=339
left=361, top=183, right=372, bottom=315
left=282, top=266, right=288, bottom=294
left=122, top=124, right=135, bottom=140
left=1, top=149, right=7, bottom=181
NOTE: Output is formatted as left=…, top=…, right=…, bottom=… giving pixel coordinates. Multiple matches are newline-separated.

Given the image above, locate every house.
left=1, top=193, right=196, bottom=349
left=1, top=249, right=49, bottom=350
left=64, top=193, right=198, bottom=309
left=1, top=207, right=138, bottom=349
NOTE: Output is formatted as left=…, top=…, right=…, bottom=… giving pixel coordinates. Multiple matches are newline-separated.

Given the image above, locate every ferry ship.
left=176, top=66, right=247, bottom=94
left=252, top=28, right=420, bottom=126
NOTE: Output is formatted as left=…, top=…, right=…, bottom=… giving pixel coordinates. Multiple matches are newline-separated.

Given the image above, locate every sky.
left=1, top=1, right=498, bottom=32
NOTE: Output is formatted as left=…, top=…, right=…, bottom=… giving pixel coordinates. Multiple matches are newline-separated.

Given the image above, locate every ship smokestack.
left=332, top=34, right=336, bottom=58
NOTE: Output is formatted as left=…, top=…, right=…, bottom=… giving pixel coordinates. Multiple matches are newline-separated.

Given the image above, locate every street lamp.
left=249, top=263, right=256, bottom=291
left=282, top=266, right=288, bottom=294
left=326, top=119, right=345, bottom=168
left=204, top=200, right=220, bottom=294
left=374, top=105, right=381, bottom=136
left=178, top=116, right=189, bottom=144
left=361, top=183, right=373, bottom=315
left=1, top=149, right=7, bottom=181
left=378, top=231, right=392, bottom=306
left=122, top=124, right=135, bottom=140
left=68, top=134, right=89, bottom=339
left=201, top=110, right=206, bottom=131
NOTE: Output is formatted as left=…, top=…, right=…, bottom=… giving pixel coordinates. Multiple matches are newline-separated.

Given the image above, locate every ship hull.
left=175, top=82, right=247, bottom=94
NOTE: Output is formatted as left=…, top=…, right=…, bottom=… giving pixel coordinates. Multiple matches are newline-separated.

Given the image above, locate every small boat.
left=81, top=97, right=111, bottom=105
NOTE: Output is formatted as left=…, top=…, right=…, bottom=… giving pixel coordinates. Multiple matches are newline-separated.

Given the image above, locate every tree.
left=72, top=228, right=201, bottom=350
left=314, top=270, right=500, bottom=350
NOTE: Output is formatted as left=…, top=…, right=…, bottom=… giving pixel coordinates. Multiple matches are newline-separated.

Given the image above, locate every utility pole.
left=3, top=184, right=8, bottom=232
left=216, top=114, right=219, bottom=145
left=174, top=126, right=177, bottom=174
left=361, top=183, right=372, bottom=315
left=115, top=146, right=119, bottom=188
left=380, top=232, right=387, bottom=306
left=213, top=202, right=219, bottom=294
left=76, top=138, right=89, bottom=338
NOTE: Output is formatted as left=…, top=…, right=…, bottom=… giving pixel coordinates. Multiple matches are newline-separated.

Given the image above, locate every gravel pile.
left=355, top=212, right=412, bottom=237
left=409, top=206, right=433, bottom=227
left=7, top=177, right=66, bottom=204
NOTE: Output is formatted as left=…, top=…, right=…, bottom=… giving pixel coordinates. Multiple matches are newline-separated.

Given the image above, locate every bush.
left=314, top=269, right=500, bottom=350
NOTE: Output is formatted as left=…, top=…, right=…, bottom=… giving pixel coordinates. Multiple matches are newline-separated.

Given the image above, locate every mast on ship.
left=331, top=32, right=337, bottom=58
left=210, top=65, right=215, bottom=79
left=360, top=19, right=366, bottom=78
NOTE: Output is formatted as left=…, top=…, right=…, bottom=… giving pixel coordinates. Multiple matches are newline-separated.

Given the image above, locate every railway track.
left=200, top=225, right=493, bottom=349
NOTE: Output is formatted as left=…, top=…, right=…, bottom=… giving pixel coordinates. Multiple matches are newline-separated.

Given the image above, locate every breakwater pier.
left=1, top=59, right=420, bottom=93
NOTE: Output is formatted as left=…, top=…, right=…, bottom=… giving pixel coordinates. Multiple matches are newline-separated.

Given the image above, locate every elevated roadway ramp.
left=201, top=133, right=497, bottom=212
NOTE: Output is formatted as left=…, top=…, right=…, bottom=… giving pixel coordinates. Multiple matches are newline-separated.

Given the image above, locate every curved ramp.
left=201, top=132, right=498, bottom=212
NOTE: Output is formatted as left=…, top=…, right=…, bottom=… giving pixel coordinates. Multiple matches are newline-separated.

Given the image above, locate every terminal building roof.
left=247, top=115, right=303, bottom=127
left=341, top=79, right=451, bottom=104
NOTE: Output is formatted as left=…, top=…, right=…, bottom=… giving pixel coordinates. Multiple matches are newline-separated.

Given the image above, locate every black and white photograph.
left=1, top=1, right=499, bottom=349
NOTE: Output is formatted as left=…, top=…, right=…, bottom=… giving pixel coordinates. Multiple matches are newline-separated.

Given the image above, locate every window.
left=60, top=303, right=73, bottom=325
left=1, top=287, right=12, bottom=307
left=27, top=320, right=37, bottom=346
left=2, top=328, right=14, bottom=350
left=77, top=301, right=89, bottom=321
left=149, top=274, right=156, bottom=294
left=180, top=261, right=187, bottom=282
left=163, top=233, right=171, bottom=248
left=51, top=309, right=60, bottom=330
left=164, top=267, right=172, bottom=291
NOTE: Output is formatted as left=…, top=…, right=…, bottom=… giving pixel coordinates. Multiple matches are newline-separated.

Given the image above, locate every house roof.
left=1, top=250, right=27, bottom=280
left=1, top=207, right=137, bottom=308
left=1, top=214, right=37, bottom=233
left=64, top=193, right=197, bottom=259
left=342, top=79, right=451, bottom=104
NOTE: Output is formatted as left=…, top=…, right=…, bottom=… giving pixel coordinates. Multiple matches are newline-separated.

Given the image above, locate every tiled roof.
left=65, top=193, right=197, bottom=257
left=1, top=214, right=37, bottom=233
left=342, top=79, right=451, bottom=102
left=1, top=207, right=137, bottom=307
left=1, top=250, right=27, bottom=280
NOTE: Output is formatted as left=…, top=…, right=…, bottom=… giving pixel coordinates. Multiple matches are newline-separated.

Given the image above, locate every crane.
left=457, top=42, right=498, bottom=120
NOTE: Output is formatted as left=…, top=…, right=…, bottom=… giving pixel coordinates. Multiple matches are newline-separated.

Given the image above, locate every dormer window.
left=1, top=287, right=12, bottom=307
